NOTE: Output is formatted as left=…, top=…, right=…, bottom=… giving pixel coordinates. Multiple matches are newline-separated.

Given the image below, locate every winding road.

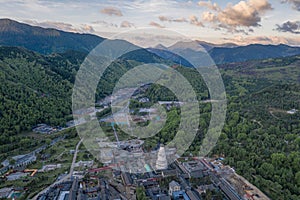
left=32, top=138, right=83, bottom=200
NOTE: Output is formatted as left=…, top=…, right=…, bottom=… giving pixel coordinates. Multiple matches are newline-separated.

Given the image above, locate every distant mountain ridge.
left=0, top=19, right=300, bottom=65
left=196, top=40, right=238, bottom=51
left=0, top=18, right=104, bottom=54
left=151, top=41, right=300, bottom=66
left=167, top=40, right=238, bottom=52
left=209, top=44, right=300, bottom=64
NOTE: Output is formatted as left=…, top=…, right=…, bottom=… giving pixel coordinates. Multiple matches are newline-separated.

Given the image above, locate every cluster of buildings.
left=1, top=91, right=272, bottom=199
left=38, top=176, right=132, bottom=200
left=37, top=178, right=79, bottom=200
left=32, top=124, right=63, bottom=134
left=28, top=125, right=269, bottom=200
left=0, top=187, right=24, bottom=199
left=0, top=135, right=66, bottom=184
left=0, top=152, right=38, bottom=175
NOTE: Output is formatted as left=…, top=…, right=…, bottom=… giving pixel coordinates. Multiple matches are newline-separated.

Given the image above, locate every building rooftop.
left=287, top=108, right=297, bottom=114
left=169, top=180, right=180, bottom=188
left=186, top=190, right=201, bottom=200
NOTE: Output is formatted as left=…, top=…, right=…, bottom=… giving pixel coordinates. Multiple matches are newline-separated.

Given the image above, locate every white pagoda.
left=155, top=145, right=168, bottom=170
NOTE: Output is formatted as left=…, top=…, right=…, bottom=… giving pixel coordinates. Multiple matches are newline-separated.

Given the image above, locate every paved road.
left=70, top=138, right=83, bottom=176
left=32, top=138, right=83, bottom=200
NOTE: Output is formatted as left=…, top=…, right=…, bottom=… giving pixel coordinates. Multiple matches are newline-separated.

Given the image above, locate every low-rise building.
left=0, top=187, right=13, bottom=199
left=287, top=109, right=297, bottom=114
left=168, top=180, right=181, bottom=196
left=74, top=160, right=94, bottom=168
left=40, top=164, right=62, bottom=172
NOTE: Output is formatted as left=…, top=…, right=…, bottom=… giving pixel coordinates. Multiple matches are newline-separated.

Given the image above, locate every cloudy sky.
left=0, top=0, right=299, bottom=45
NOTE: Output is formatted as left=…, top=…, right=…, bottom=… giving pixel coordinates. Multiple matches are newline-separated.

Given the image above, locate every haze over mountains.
left=1, top=19, right=300, bottom=66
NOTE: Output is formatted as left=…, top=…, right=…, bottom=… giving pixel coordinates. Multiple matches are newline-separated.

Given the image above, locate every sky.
left=0, top=0, right=299, bottom=46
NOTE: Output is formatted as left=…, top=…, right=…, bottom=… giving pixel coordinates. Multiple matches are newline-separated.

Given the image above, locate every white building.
left=169, top=181, right=181, bottom=196
left=156, top=145, right=168, bottom=170
left=287, top=109, right=297, bottom=114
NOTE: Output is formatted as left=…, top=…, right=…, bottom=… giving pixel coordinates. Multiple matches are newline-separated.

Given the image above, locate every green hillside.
left=0, top=44, right=299, bottom=199
left=138, top=55, right=300, bottom=199
left=0, top=47, right=73, bottom=134
left=0, top=45, right=170, bottom=134
left=0, top=19, right=104, bottom=54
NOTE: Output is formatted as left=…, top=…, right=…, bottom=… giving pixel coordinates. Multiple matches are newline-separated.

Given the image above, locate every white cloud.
left=158, top=15, right=205, bottom=27
left=149, top=21, right=165, bottom=28
left=91, top=20, right=118, bottom=28
left=100, top=7, right=123, bottom=16
left=198, top=1, right=220, bottom=11
left=120, top=21, right=135, bottom=28
left=189, top=15, right=204, bottom=27
left=158, top=16, right=188, bottom=23
left=222, top=35, right=300, bottom=46
left=22, top=20, right=95, bottom=33
left=202, top=11, right=217, bottom=22
left=200, top=0, right=273, bottom=33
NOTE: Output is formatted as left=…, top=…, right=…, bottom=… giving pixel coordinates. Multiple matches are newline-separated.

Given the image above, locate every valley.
left=0, top=19, right=299, bottom=200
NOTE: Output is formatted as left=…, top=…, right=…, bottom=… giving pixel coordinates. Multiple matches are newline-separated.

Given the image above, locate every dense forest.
left=0, top=45, right=299, bottom=199
left=126, top=55, right=300, bottom=199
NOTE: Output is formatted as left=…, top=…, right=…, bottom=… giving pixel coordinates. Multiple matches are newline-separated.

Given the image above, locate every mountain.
left=0, top=43, right=175, bottom=133
left=209, top=44, right=300, bottom=64
left=1, top=19, right=300, bottom=66
left=147, top=47, right=193, bottom=67
left=168, top=41, right=207, bottom=52
left=196, top=40, right=238, bottom=51
left=1, top=19, right=300, bottom=200
left=149, top=41, right=211, bottom=67
left=148, top=41, right=300, bottom=67
left=0, top=19, right=172, bottom=64
left=0, top=46, right=74, bottom=133
left=167, top=40, right=238, bottom=52
left=0, top=19, right=104, bottom=54
left=154, top=44, right=168, bottom=51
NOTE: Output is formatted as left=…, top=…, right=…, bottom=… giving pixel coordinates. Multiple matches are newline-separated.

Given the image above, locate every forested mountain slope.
left=0, top=19, right=104, bottom=54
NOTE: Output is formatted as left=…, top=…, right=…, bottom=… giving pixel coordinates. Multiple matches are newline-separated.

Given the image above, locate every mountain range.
left=1, top=18, right=300, bottom=200
left=0, top=19, right=104, bottom=54
left=151, top=41, right=300, bottom=66
left=0, top=18, right=300, bottom=66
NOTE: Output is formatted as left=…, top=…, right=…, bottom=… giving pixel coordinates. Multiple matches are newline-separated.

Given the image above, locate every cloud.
left=189, top=15, right=204, bottom=27
left=281, top=0, right=300, bottom=11
left=198, top=1, right=220, bottom=11
left=276, top=21, right=300, bottom=34
left=222, top=35, right=300, bottom=46
left=158, top=15, right=204, bottom=27
left=200, top=0, right=272, bottom=33
left=158, top=16, right=170, bottom=22
left=113, top=32, right=185, bottom=48
left=158, top=16, right=188, bottom=23
left=202, top=11, right=217, bottom=22
left=92, top=20, right=118, bottom=28
left=217, top=0, right=272, bottom=27
left=158, top=15, right=203, bottom=27
left=24, top=20, right=76, bottom=31
left=149, top=21, right=165, bottom=28
left=173, top=18, right=188, bottom=23
left=80, top=24, right=95, bottom=33
left=100, top=7, right=123, bottom=16
left=120, top=21, right=135, bottom=28
left=23, top=20, right=95, bottom=33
